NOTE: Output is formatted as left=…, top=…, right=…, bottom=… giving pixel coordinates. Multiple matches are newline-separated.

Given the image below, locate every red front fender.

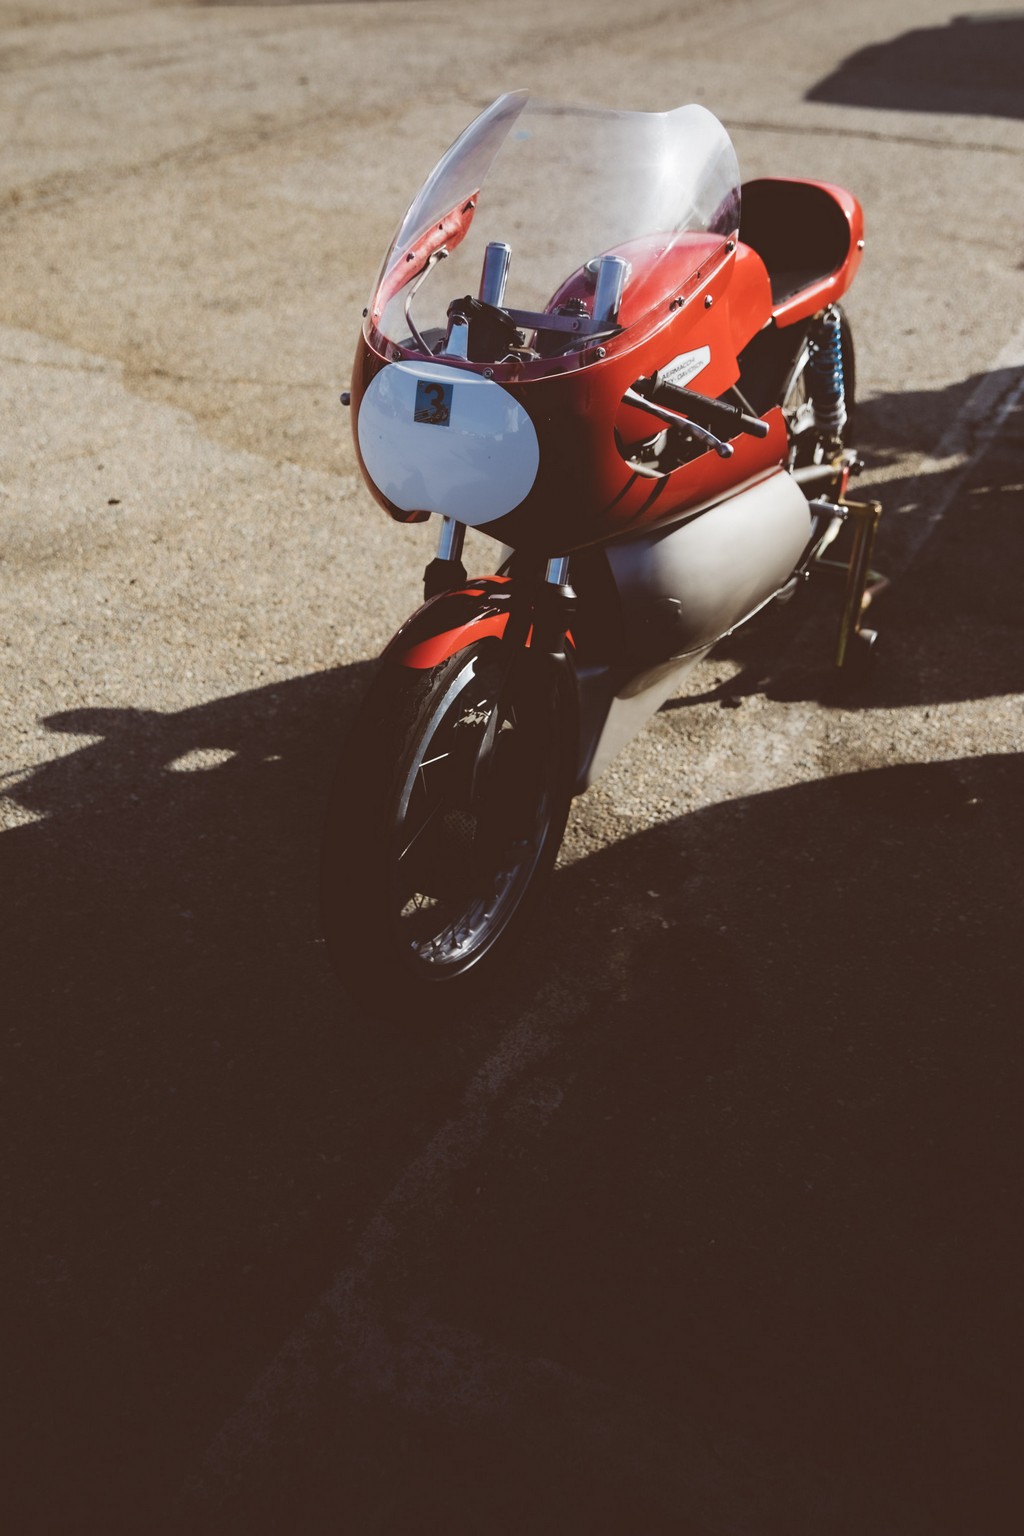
left=383, top=575, right=576, bottom=669
left=384, top=578, right=513, bottom=669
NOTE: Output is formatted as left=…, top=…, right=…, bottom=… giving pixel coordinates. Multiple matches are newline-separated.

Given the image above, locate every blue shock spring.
left=807, top=305, right=847, bottom=438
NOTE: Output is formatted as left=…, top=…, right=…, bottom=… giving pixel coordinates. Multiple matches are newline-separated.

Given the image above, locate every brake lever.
left=622, top=387, right=734, bottom=459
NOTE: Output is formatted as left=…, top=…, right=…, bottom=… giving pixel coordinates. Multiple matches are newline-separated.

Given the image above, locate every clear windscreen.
left=368, top=94, right=741, bottom=370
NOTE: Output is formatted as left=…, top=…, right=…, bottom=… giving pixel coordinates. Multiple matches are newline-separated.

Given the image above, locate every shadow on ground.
left=3, top=657, right=454, bottom=1527
left=4, top=378, right=1021, bottom=1532
left=695, top=371, right=1024, bottom=708
left=807, top=12, right=1024, bottom=119
left=6, top=663, right=1019, bottom=1532
left=372, top=746, right=1021, bottom=1536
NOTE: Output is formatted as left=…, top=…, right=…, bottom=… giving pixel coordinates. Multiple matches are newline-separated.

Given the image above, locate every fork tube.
left=423, top=516, right=467, bottom=600
left=479, top=241, right=512, bottom=307
left=534, top=555, right=575, bottom=657
left=437, top=515, right=466, bottom=565
left=592, top=255, right=630, bottom=327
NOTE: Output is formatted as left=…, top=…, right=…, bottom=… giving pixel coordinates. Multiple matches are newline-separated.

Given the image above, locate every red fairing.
left=545, top=232, right=725, bottom=331
left=348, top=106, right=864, bottom=555
left=614, top=240, right=772, bottom=446
left=351, top=239, right=788, bottom=553
left=373, top=192, right=480, bottom=317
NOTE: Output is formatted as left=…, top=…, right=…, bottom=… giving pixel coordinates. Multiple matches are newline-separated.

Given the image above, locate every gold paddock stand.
left=827, top=497, right=885, bottom=668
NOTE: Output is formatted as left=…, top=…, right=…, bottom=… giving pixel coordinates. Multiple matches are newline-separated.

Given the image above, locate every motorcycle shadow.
left=6, top=375, right=1019, bottom=1528
left=4, top=637, right=1019, bottom=1531
left=466, top=746, right=1022, bottom=1534
left=2, top=654, right=466, bottom=1528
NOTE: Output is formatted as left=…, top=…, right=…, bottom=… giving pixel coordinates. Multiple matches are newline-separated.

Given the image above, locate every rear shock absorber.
left=808, top=305, right=847, bottom=442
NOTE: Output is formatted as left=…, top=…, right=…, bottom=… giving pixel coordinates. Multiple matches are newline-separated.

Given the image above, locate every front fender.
left=384, top=577, right=595, bottom=795
left=383, top=577, right=513, bottom=669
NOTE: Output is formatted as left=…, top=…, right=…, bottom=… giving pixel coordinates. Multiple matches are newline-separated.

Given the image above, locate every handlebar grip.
left=648, top=377, right=770, bottom=440
left=737, top=411, right=770, bottom=439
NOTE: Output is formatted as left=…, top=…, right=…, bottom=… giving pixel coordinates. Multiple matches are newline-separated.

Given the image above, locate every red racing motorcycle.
left=322, top=92, right=879, bottom=1017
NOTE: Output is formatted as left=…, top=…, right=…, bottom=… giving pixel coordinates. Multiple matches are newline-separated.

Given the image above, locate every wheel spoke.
left=322, top=644, right=571, bottom=1010
left=388, top=657, right=562, bottom=971
left=397, top=797, right=443, bottom=863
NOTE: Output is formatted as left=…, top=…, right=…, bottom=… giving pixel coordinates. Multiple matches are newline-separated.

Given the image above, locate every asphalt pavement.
left=2, top=2, right=1022, bottom=1531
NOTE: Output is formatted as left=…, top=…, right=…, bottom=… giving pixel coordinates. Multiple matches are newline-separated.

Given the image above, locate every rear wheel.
left=320, top=641, right=575, bottom=1020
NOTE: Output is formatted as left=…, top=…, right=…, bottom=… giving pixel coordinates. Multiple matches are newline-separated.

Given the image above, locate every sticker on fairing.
left=414, top=378, right=452, bottom=425
left=660, top=346, right=711, bottom=389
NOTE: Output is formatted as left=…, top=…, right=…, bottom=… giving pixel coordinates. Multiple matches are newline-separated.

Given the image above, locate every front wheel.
left=320, top=640, right=575, bottom=1020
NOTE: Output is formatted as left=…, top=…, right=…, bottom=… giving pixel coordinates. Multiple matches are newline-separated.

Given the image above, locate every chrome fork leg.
left=423, top=516, right=467, bottom=600
left=437, top=516, right=466, bottom=565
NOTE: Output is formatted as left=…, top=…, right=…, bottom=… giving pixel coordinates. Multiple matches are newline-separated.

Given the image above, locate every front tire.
left=320, top=640, right=575, bottom=1020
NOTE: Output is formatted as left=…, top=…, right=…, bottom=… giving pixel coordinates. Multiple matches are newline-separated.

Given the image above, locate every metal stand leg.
left=835, top=498, right=883, bottom=667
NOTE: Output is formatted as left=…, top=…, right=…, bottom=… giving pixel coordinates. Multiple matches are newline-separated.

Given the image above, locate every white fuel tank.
left=605, top=468, right=813, bottom=681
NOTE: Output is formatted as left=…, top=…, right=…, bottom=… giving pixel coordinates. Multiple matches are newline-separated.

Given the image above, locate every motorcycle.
left=322, top=91, right=880, bottom=1017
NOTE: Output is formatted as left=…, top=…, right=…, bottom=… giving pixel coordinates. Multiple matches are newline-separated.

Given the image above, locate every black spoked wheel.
left=320, top=640, right=575, bottom=1020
